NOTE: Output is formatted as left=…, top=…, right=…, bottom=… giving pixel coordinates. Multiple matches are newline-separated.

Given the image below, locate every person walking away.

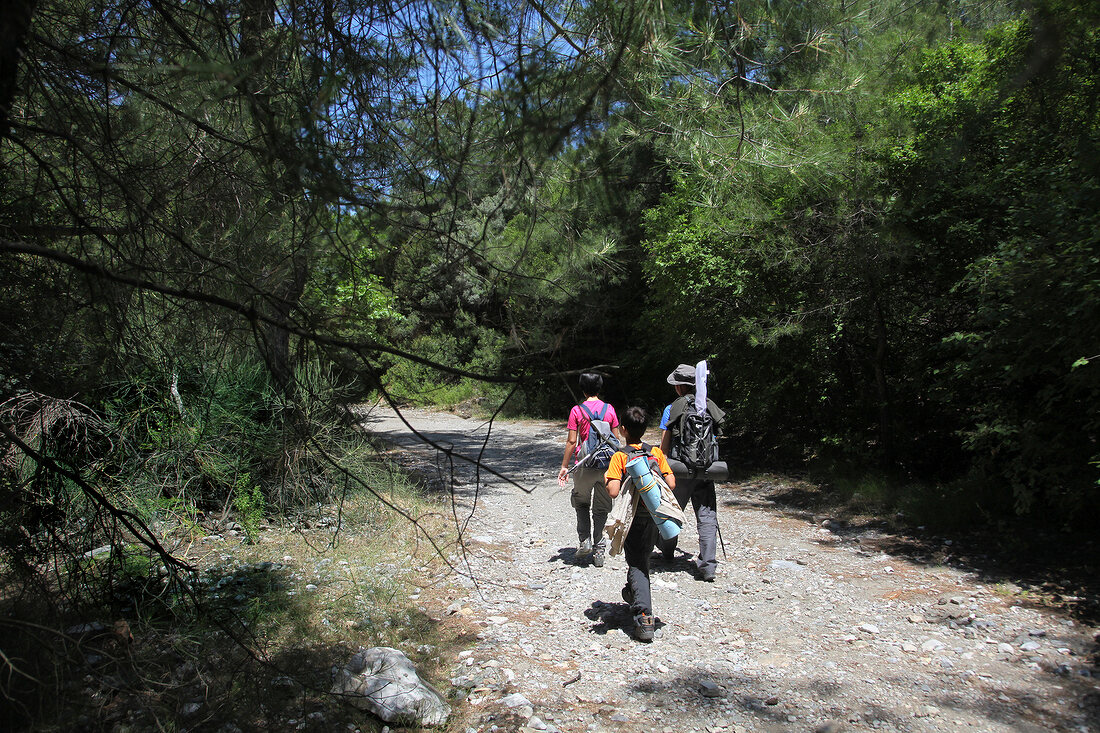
left=605, top=405, right=677, bottom=641
left=658, top=362, right=726, bottom=581
left=557, top=373, right=622, bottom=567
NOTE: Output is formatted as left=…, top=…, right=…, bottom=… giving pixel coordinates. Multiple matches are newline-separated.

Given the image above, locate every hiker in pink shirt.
left=557, top=373, right=623, bottom=566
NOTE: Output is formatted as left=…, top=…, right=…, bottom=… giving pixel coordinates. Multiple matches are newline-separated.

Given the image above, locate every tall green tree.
left=628, top=0, right=1020, bottom=464
left=884, top=4, right=1100, bottom=515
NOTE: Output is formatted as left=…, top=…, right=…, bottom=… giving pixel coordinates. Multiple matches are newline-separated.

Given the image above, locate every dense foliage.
left=0, top=0, right=1097, bottom=727
left=627, top=0, right=1100, bottom=521
left=0, top=0, right=1097, bottom=589
left=884, top=10, right=1100, bottom=515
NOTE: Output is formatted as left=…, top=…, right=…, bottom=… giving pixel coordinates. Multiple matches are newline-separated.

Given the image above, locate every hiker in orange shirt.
left=605, top=405, right=676, bottom=642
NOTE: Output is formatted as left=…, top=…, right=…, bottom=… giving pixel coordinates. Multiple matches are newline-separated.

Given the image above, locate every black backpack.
left=578, top=402, right=618, bottom=469
left=620, top=442, right=659, bottom=476
left=669, top=394, right=720, bottom=473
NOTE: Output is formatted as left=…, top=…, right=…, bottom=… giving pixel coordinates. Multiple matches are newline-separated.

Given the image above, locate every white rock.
left=768, top=560, right=804, bottom=572
left=502, top=692, right=533, bottom=709
left=331, top=647, right=450, bottom=726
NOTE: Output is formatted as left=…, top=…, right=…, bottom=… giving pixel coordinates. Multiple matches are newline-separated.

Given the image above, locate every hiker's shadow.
left=583, top=600, right=632, bottom=636
left=649, top=549, right=699, bottom=578
left=548, top=547, right=590, bottom=567
left=583, top=601, right=666, bottom=637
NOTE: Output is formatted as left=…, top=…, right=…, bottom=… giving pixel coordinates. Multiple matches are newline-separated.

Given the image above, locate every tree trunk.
left=239, top=0, right=308, bottom=398
left=0, top=0, right=37, bottom=143
left=259, top=255, right=309, bottom=396
left=871, top=295, right=892, bottom=463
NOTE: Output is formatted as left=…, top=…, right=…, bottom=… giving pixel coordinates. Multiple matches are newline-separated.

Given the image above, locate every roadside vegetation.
left=1, top=372, right=461, bottom=730
left=1, top=0, right=1098, bottom=729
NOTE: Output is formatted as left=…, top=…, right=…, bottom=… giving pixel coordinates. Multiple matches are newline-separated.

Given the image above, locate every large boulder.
left=331, top=646, right=450, bottom=727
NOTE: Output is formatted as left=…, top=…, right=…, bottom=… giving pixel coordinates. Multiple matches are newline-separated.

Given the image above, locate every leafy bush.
left=232, top=474, right=264, bottom=543
left=99, top=354, right=278, bottom=515
left=383, top=326, right=509, bottom=411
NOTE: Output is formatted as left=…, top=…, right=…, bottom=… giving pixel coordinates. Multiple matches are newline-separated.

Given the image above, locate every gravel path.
left=359, top=405, right=1099, bottom=733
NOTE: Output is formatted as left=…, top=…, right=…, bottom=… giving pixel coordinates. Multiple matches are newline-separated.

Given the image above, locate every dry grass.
left=0, top=471, right=471, bottom=732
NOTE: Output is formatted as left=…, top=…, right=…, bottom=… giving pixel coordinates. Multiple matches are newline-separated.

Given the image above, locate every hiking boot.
left=634, top=614, right=655, bottom=642
left=592, top=546, right=605, bottom=567
left=697, top=564, right=716, bottom=582
left=621, top=585, right=634, bottom=605
left=577, top=538, right=592, bottom=558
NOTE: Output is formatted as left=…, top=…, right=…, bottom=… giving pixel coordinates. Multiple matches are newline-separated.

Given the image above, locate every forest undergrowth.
left=0, top=457, right=463, bottom=732
left=0, top=360, right=470, bottom=731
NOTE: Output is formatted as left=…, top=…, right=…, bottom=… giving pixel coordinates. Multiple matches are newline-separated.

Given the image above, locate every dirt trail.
left=360, top=405, right=1099, bottom=733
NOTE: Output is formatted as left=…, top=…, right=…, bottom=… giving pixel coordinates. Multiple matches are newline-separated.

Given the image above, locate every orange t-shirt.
left=604, top=444, right=673, bottom=484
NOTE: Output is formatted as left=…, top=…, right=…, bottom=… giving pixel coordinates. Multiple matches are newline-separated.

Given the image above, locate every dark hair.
left=578, top=372, right=603, bottom=397
left=619, top=405, right=648, bottom=442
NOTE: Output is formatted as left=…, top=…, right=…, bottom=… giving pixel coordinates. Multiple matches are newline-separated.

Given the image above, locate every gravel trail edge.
left=360, top=405, right=1099, bottom=733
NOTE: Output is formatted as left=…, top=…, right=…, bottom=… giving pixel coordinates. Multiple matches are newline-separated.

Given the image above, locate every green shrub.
left=232, top=474, right=264, bottom=543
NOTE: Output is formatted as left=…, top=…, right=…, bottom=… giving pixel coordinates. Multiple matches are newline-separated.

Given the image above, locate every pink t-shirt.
left=567, top=399, right=620, bottom=444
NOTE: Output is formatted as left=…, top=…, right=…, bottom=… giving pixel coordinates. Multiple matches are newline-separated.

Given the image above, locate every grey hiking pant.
left=571, top=466, right=612, bottom=548
left=658, top=478, right=718, bottom=574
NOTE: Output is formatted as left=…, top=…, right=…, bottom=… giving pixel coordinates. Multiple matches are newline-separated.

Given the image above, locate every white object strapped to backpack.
left=667, top=360, right=729, bottom=480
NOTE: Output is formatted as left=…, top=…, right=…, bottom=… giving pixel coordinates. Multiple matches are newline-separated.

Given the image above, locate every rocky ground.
left=359, top=405, right=1099, bottom=733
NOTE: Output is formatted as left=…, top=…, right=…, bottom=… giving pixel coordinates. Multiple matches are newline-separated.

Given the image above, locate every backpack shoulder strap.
left=580, top=401, right=609, bottom=422
left=623, top=443, right=656, bottom=462
left=582, top=401, right=613, bottom=434
left=667, top=395, right=691, bottom=427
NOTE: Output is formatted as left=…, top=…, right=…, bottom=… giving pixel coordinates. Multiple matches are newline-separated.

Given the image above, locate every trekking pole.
left=567, top=453, right=594, bottom=477
left=713, top=473, right=728, bottom=560
left=716, top=517, right=727, bottom=561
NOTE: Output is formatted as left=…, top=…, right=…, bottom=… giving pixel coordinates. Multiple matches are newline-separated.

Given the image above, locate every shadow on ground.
left=723, top=477, right=1100, bottom=628
left=582, top=600, right=667, bottom=639
left=609, top=659, right=1098, bottom=732
left=548, top=546, right=592, bottom=567
left=359, top=411, right=552, bottom=499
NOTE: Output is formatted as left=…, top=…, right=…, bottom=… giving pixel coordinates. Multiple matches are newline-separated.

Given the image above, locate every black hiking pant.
left=623, top=510, right=659, bottom=619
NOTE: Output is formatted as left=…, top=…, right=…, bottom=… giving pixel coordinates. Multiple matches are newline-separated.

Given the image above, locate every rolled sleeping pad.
left=624, top=455, right=681, bottom=541
left=667, top=459, right=729, bottom=482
